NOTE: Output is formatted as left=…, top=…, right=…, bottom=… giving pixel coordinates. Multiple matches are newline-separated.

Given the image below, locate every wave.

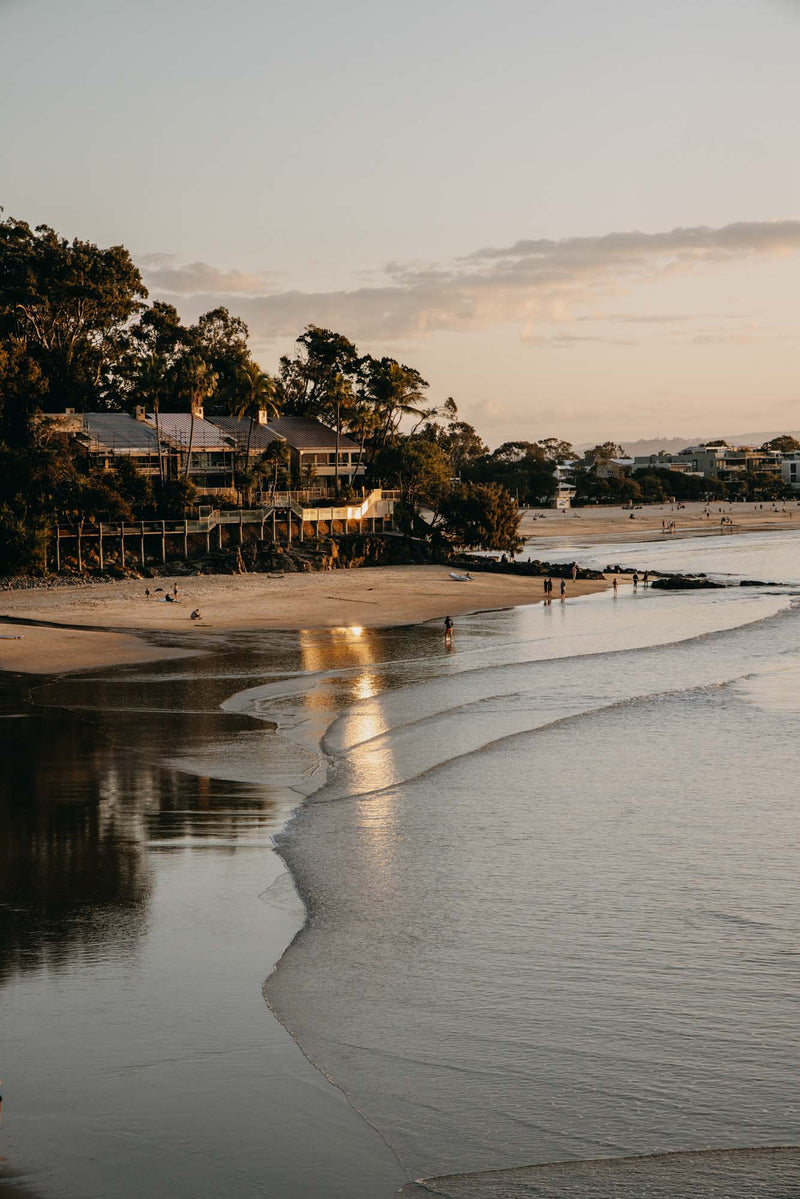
left=403, top=1145, right=800, bottom=1197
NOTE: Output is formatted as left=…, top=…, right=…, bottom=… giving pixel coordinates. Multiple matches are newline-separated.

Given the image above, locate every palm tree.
left=140, top=352, right=168, bottom=484
left=230, top=362, right=280, bottom=465
left=179, top=356, right=217, bottom=480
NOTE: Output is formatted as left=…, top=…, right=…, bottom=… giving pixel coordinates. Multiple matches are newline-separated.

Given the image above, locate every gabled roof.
left=206, top=416, right=283, bottom=451
left=266, top=416, right=359, bottom=452
left=81, top=413, right=161, bottom=452
left=147, top=413, right=234, bottom=450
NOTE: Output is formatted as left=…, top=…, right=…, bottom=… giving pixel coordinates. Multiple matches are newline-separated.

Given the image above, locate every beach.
left=2, top=533, right=799, bottom=1199
left=0, top=566, right=606, bottom=674
left=521, top=498, right=800, bottom=541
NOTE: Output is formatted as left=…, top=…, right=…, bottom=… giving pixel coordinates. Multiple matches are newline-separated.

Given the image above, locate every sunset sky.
left=3, top=0, right=800, bottom=445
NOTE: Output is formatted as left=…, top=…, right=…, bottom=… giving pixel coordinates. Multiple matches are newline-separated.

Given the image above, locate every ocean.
left=1, top=530, right=799, bottom=1197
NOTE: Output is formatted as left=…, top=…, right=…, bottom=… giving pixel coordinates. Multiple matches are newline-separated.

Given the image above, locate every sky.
left=2, top=0, right=800, bottom=446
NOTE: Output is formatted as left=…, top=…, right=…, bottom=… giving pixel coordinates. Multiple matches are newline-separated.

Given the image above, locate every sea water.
left=1, top=532, right=799, bottom=1197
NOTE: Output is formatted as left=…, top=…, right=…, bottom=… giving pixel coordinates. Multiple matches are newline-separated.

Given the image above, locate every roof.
left=266, top=416, right=359, bottom=452
left=147, top=413, right=234, bottom=450
left=81, top=413, right=161, bottom=453
left=207, top=416, right=283, bottom=451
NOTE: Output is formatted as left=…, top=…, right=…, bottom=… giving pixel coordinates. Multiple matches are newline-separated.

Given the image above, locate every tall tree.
left=176, top=356, right=217, bottom=479
left=229, top=361, right=279, bottom=464
left=0, top=214, right=147, bottom=421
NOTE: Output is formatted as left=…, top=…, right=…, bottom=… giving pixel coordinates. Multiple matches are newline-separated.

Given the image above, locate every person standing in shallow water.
left=612, top=576, right=618, bottom=596
left=444, top=615, right=454, bottom=646
left=633, top=571, right=639, bottom=591
left=560, top=578, right=566, bottom=602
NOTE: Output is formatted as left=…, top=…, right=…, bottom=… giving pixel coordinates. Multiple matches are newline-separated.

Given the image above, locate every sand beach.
left=0, top=565, right=607, bottom=675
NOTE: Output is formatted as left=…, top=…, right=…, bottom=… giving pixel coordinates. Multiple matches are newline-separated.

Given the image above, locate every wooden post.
left=161, top=520, right=166, bottom=564
left=239, top=510, right=243, bottom=544
left=206, top=529, right=211, bottom=553
left=140, top=521, right=145, bottom=566
left=260, top=515, right=265, bottom=542
left=272, top=509, right=276, bottom=541
left=77, top=526, right=83, bottom=573
left=99, top=525, right=104, bottom=571
left=56, top=528, right=61, bottom=571
left=299, top=510, right=304, bottom=542
left=120, top=523, right=125, bottom=567
left=183, top=519, right=189, bottom=558
left=217, top=519, right=222, bottom=550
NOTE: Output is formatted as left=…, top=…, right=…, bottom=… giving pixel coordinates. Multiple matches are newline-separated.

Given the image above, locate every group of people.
left=143, top=582, right=202, bottom=621
left=661, top=519, right=677, bottom=534
left=542, top=576, right=567, bottom=603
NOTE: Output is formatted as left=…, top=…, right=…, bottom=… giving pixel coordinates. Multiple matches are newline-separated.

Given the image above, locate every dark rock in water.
left=651, top=575, right=723, bottom=590
left=739, top=579, right=779, bottom=587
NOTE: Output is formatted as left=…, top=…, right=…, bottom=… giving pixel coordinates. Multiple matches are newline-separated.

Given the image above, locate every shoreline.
left=0, top=565, right=608, bottom=675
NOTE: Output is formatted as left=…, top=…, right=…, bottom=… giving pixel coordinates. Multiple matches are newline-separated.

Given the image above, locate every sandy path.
left=0, top=566, right=607, bottom=675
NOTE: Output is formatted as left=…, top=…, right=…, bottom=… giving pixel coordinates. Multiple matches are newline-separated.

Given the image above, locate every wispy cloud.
left=139, top=254, right=282, bottom=296
left=141, top=219, right=800, bottom=343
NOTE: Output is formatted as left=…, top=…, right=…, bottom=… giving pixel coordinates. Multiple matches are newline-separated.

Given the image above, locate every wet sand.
left=0, top=567, right=607, bottom=675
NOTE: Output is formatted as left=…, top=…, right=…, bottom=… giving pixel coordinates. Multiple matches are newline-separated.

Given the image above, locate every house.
left=264, top=417, right=364, bottom=491
left=206, top=415, right=283, bottom=457
left=48, top=412, right=165, bottom=475
left=594, top=457, right=634, bottom=480
left=146, top=411, right=236, bottom=490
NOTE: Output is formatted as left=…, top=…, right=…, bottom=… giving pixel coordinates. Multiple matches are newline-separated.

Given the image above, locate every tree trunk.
left=184, top=410, right=195, bottom=480
left=335, top=399, right=341, bottom=493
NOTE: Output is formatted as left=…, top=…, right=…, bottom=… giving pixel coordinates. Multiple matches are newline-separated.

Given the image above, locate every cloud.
left=139, top=254, right=281, bottom=296
left=141, top=219, right=800, bottom=343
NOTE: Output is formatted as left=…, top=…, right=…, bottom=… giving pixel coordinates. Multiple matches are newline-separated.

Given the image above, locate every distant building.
left=594, top=457, right=634, bottom=480
left=631, top=454, right=699, bottom=475
left=781, top=453, right=800, bottom=491
left=675, top=444, right=782, bottom=482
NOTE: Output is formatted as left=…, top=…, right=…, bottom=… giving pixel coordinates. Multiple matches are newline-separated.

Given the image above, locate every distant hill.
left=576, top=431, right=800, bottom=456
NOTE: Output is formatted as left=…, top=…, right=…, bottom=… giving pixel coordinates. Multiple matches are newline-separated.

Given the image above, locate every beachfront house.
left=146, top=410, right=237, bottom=491
left=264, top=417, right=364, bottom=493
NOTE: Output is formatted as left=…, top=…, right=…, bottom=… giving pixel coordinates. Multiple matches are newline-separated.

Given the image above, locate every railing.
left=50, top=489, right=397, bottom=568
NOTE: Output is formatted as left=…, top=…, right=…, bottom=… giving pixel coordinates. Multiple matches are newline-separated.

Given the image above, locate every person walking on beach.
left=444, top=615, right=454, bottom=646
left=571, top=562, right=578, bottom=580
left=560, top=578, right=566, bottom=602
left=643, top=571, right=649, bottom=587
left=173, top=582, right=179, bottom=599
left=633, top=571, right=639, bottom=591
left=612, top=576, right=618, bottom=596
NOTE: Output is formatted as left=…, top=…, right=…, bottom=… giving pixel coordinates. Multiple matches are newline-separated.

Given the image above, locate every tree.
left=582, top=441, right=625, bottom=466
left=279, top=325, right=361, bottom=418
left=176, top=356, right=217, bottom=479
left=113, top=301, right=190, bottom=481
left=439, top=482, right=522, bottom=553
left=193, top=307, right=251, bottom=413
left=359, top=355, right=429, bottom=459
left=0, top=213, right=147, bottom=420
left=259, top=440, right=291, bottom=501
left=465, top=441, right=556, bottom=505
left=535, top=437, right=575, bottom=463
left=761, top=435, right=800, bottom=454
left=229, top=361, right=279, bottom=463
left=374, top=438, right=452, bottom=512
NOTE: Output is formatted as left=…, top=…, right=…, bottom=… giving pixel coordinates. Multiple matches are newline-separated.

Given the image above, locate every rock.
left=651, top=575, right=724, bottom=590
